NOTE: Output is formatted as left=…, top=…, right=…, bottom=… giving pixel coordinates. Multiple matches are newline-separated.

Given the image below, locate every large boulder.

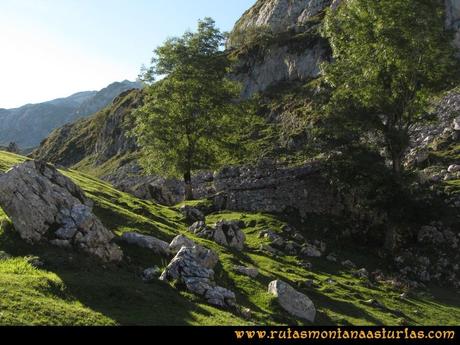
left=160, top=246, right=236, bottom=308
left=0, top=160, right=122, bottom=262
left=121, top=232, right=170, bottom=256
left=212, top=220, right=246, bottom=251
left=268, top=280, right=316, bottom=322
left=168, top=235, right=219, bottom=269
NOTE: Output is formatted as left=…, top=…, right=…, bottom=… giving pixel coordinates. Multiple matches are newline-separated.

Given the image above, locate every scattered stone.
left=50, top=239, right=71, bottom=248
left=179, top=205, right=205, bottom=223
left=284, top=241, right=299, bottom=256
left=234, top=265, right=259, bottom=278
left=241, top=307, right=253, bottom=319
left=0, top=251, right=11, bottom=260
left=0, top=160, right=122, bottom=262
left=300, top=261, right=313, bottom=270
left=142, top=266, right=161, bottom=281
left=300, top=244, right=322, bottom=258
left=168, top=235, right=218, bottom=269
left=188, top=221, right=207, bottom=234
left=25, top=256, right=45, bottom=268
left=354, top=268, right=369, bottom=279
left=121, top=232, right=170, bottom=256
left=326, top=253, right=338, bottom=262
left=261, top=244, right=283, bottom=256
left=325, top=278, right=336, bottom=284
left=454, top=117, right=460, bottom=131
left=342, top=260, right=357, bottom=269
left=268, top=280, right=316, bottom=322
left=448, top=164, right=460, bottom=173
left=364, top=299, right=384, bottom=308
left=160, top=246, right=235, bottom=308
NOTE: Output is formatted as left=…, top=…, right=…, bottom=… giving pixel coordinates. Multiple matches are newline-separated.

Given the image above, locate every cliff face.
left=228, top=0, right=333, bottom=41
left=446, top=0, right=460, bottom=49
left=228, top=0, right=337, bottom=98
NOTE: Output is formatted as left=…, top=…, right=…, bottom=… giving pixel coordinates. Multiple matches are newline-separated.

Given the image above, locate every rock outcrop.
left=268, top=279, right=316, bottom=322
left=228, top=0, right=334, bottom=98
left=121, top=232, right=170, bottom=256
left=189, top=220, right=246, bottom=251
left=160, top=236, right=235, bottom=308
left=0, top=160, right=122, bottom=262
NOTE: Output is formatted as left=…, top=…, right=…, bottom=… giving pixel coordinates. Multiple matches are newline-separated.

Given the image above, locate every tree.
left=321, top=0, right=459, bottom=176
left=134, top=18, right=247, bottom=200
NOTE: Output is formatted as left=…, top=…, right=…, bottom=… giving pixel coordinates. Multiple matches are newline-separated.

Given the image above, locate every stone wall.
left=212, top=162, right=342, bottom=217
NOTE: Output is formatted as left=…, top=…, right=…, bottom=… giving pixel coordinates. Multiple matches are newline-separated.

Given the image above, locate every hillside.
left=1, top=150, right=459, bottom=326
left=0, top=80, right=141, bottom=150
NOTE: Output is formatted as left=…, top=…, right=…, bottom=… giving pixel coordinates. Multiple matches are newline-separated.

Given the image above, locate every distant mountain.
left=0, top=80, right=142, bottom=149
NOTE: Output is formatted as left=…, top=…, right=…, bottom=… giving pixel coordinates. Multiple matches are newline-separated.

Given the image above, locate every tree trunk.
left=391, top=149, right=404, bottom=178
left=184, top=171, right=194, bottom=201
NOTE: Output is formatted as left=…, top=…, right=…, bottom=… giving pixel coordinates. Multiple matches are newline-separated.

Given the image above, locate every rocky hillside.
left=0, top=80, right=141, bottom=149
left=0, top=151, right=459, bottom=325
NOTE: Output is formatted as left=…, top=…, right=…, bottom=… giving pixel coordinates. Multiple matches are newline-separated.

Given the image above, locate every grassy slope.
left=0, top=150, right=459, bottom=326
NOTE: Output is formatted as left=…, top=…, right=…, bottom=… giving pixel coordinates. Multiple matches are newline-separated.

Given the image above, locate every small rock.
left=121, top=232, right=170, bottom=256
left=364, top=299, right=384, bottom=308
left=142, top=266, right=161, bottom=281
left=241, top=307, right=252, bottom=319
left=300, top=261, right=313, bottom=270
left=25, top=256, right=44, bottom=268
left=354, top=268, right=369, bottom=279
left=342, top=260, right=357, bottom=269
left=326, top=253, right=338, bottom=262
left=0, top=251, right=11, bottom=260
left=188, top=221, right=207, bottom=234
left=268, top=280, right=316, bottom=322
left=179, top=206, right=205, bottom=223
left=234, top=265, right=259, bottom=278
left=448, top=165, right=460, bottom=173
left=301, top=244, right=322, bottom=258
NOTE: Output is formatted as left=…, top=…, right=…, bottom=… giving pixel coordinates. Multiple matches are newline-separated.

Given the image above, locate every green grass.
left=0, top=150, right=459, bottom=325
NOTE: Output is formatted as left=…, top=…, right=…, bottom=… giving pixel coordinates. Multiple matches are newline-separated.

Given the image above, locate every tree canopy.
left=321, top=0, right=459, bottom=175
left=134, top=18, right=251, bottom=199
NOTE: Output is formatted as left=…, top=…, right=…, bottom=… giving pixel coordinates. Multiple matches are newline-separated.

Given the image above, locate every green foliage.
left=0, top=150, right=459, bottom=325
left=134, top=18, right=256, bottom=196
left=321, top=0, right=459, bottom=174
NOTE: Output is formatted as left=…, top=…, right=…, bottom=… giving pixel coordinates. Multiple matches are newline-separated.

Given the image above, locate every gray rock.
left=268, top=280, right=316, bottom=322
left=179, top=206, right=205, bottom=223
left=0, top=160, right=122, bottom=262
left=301, top=244, right=322, bottom=258
left=454, top=117, right=460, bottom=131
left=234, top=265, right=259, bottom=278
left=168, top=235, right=219, bottom=269
left=326, top=254, right=338, bottom=262
left=121, top=232, right=170, bottom=256
left=342, top=260, right=357, bottom=269
left=211, top=220, right=246, bottom=251
left=142, top=266, right=161, bottom=281
left=160, top=246, right=235, bottom=308
left=448, top=164, right=460, bottom=173
left=188, top=221, right=207, bottom=234
left=354, top=268, right=369, bottom=279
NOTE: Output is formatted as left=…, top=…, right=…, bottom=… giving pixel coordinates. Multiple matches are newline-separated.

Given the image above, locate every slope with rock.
left=0, top=80, right=141, bottom=149
left=0, top=150, right=459, bottom=325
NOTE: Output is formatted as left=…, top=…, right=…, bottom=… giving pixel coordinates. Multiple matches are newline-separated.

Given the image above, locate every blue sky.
left=0, top=0, right=255, bottom=108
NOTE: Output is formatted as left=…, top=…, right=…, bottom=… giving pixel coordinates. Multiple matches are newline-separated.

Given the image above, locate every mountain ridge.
left=0, top=80, right=142, bottom=149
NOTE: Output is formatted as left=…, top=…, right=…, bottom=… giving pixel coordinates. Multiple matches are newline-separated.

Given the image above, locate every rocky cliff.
left=0, top=80, right=141, bottom=149
left=228, top=0, right=336, bottom=99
